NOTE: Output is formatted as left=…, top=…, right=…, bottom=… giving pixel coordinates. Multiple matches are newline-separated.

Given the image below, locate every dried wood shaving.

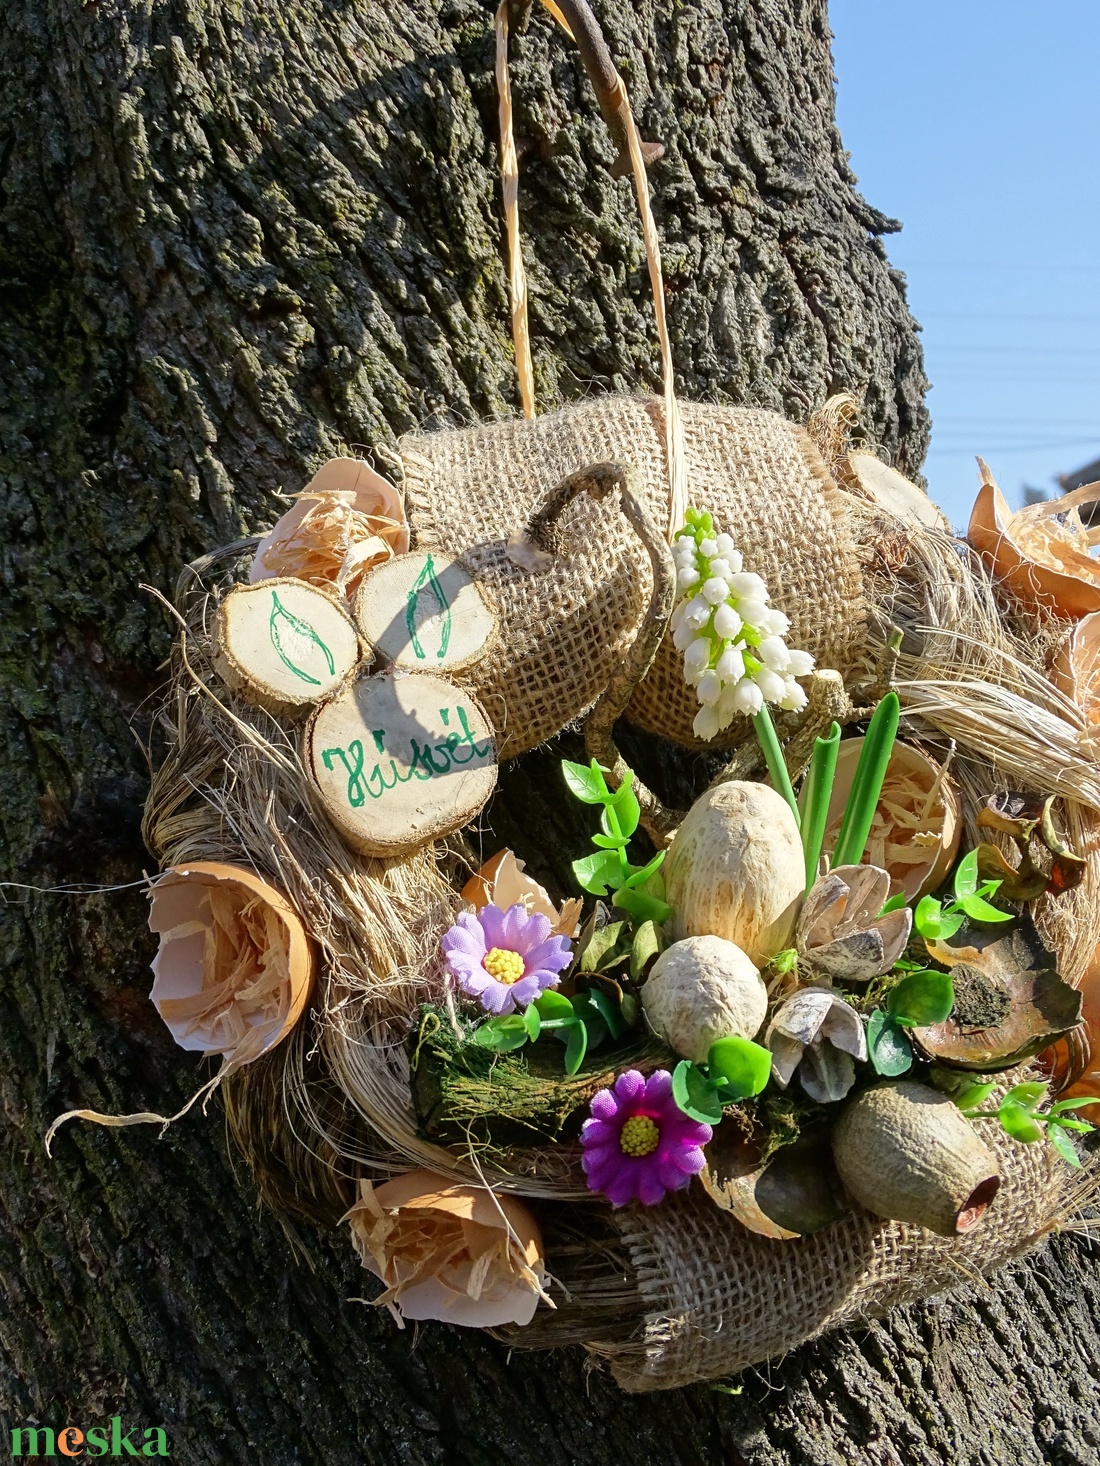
left=827, top=764, right=947, bottom=888
left=158, top=887, right=291, bottom=1055
left=1006, top=484, right=1100, bottom=586
left=345, top=1175, right=549, bottom=1328
left=255, top=490, right=407, bottom=599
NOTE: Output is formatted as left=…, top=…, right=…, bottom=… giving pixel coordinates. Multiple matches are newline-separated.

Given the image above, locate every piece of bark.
left=353, top=551, right=498, bottom=672
left=214, top=579, right=362, bottom=716
left=307, top=669, right=497, bottom=855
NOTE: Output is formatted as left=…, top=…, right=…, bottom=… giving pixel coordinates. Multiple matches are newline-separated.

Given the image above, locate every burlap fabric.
left=586, top=1123, right=1070, bottom=1392
left=400, top=395, right=867, bottom=756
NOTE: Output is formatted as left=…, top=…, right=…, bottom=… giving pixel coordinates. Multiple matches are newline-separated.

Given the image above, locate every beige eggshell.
left=354, top=551, right=498, bottom=673
left=214, top=578, right=361, bottom=716
left=642, top=935, right=767, bottom=1062
left=822, top=738, right=961, bottom=901
left=665, top=782, right=804, bottom=965
left=307, top=669, right=497, bottom=856
left=148, top=861, right=314, bottom=1059
left=1051, top=612, right=1100, bottom=739
left=968, top=471, right=1100, bottom=621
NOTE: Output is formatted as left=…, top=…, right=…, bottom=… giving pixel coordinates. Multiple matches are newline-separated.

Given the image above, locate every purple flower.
left=442, top=902, right=572, bottom=1016
left=580, top=1069, right=712, bottom=1207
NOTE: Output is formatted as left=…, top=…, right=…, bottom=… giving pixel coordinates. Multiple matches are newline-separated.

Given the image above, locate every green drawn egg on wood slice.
left=306, top=667, right=498, bottom=856
left=214, top=579, right=361, bottom=716
left=354, top=551, right=498, bottom=673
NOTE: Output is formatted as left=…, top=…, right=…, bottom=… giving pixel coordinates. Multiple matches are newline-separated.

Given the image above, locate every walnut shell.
left=642, top=935, right=767, bottom=1063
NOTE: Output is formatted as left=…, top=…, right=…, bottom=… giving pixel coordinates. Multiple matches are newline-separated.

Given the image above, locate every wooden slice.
left=214, top=578, right=361, bottom=716
left=307, top=669, right=497, bottom=856
left=353, top=551, right=497, bottom=673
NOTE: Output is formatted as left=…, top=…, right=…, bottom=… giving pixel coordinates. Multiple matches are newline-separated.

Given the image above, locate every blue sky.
left=829, top=0, right=1100, bottom=528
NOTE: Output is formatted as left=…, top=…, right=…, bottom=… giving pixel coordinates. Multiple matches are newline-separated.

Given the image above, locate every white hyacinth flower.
left=670, top=508, right=816, bottom=742
left=683, top=635, right=711, bottom=682
left=713, top=602, right=743, bottom=641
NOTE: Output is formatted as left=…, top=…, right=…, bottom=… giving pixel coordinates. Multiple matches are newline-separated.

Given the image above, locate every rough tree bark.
left=1, top=1, right=1098, bottom=1462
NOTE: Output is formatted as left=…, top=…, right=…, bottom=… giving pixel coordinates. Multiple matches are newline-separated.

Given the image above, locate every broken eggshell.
left=460, top=848, right=582, bottom=939
left=1050, top=611, right=1100, bottom=747
left=821, top=739, right=961, bottom=901
left=250, top=457, right=410, bottom=601
left=149, top=862, right=315, bottom=1062
left=968, top=462, right=1100, bottom=621
left=913, top=915, right=1082, bottom=1071
left=797, top=864, right=912, bottom=982
left=765, top=987, right=867, bottom=1103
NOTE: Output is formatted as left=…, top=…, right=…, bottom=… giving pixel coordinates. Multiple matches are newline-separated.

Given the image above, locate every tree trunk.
left=2, top=1, right=1097, bottom=1462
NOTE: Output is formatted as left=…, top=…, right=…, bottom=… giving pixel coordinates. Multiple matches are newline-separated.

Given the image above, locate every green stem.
left=799, top=720, right=841, bottom=892
left=831, top=691, right=900, bottom=870
left=752, top=704, right=800, bottom=831
left=592, top=759, right=630, bottom=886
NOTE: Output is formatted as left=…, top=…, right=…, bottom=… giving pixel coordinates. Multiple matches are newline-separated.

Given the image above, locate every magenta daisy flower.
left=580, top=1069, right=712, bottom=1207
left=442, top=902, right=572, bottom=1016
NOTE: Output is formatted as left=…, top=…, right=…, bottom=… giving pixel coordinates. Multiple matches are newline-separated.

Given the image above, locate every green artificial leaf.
left=1004, top=1081, right=1048, bottom=1107
left=612, top=886, right=672, bottom=926
left=953, top=848, right=980, bottom=899
left=562, top=758, right=609, bottom=804
left=591, top=832, right=630, bottom=850
left=672, top=1059, right=724, bottom=1124
left=621, top=849, right=667, bottom=890
left=867, top=1009, right=914, bottom=1076
left=1047, top=1124, right=1083, bottom=1167
left=535, top=989, right=576, bottom=1023
left=887, top=969, right=955, bottom=1028
left=584, top=985, right=624, bottom=1040
left=630, top=920, right=664, bottom=981
left=957, top=892, right=1014, bottom=924
left=572, top=850, right=624, bottom=895
left=955, top=1081, right=998, bottom=1112
left=564, top=1018, right=588, bottom=1074
left=522, top=1004, right=541, bottom=1042
left=1052, top=1118, right=1094, bottom=1133
left=581, top=1014, right=609, bottom=1051
left=470, top=1015, right=529, bottom=1052
left=603, top=779, right=641, bottom=839
left=578, top=920, right=627, bottom=972
left=998, top=1098, right=1044, bottom=1143
left=1050, top=1096, right=1100, bottom=1113
left=706, top=1037, right=772, bottom=1099
left=913, top=896, right=965, bottom=942
left=620, top=993, right=639, bottom=1028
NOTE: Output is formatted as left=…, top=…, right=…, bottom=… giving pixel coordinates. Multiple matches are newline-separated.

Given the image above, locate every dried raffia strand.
left=618, top=73, right=686, bottom=538
left=495, top=3, right=535, bottom=419
left=498, top=0, right=685, bottom=534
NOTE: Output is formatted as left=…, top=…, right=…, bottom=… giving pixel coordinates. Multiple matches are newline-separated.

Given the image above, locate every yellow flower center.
left=619, top=1115, right=660, bottom=1157
left=484, top=947, right=525, bottom=985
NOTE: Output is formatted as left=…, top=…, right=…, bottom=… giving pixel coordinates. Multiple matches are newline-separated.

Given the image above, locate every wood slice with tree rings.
left=307, top=669, right=497, bottom=856
left=353, top=551, right=497, bottom=673
left=214, top=579, right=361, bottom=716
